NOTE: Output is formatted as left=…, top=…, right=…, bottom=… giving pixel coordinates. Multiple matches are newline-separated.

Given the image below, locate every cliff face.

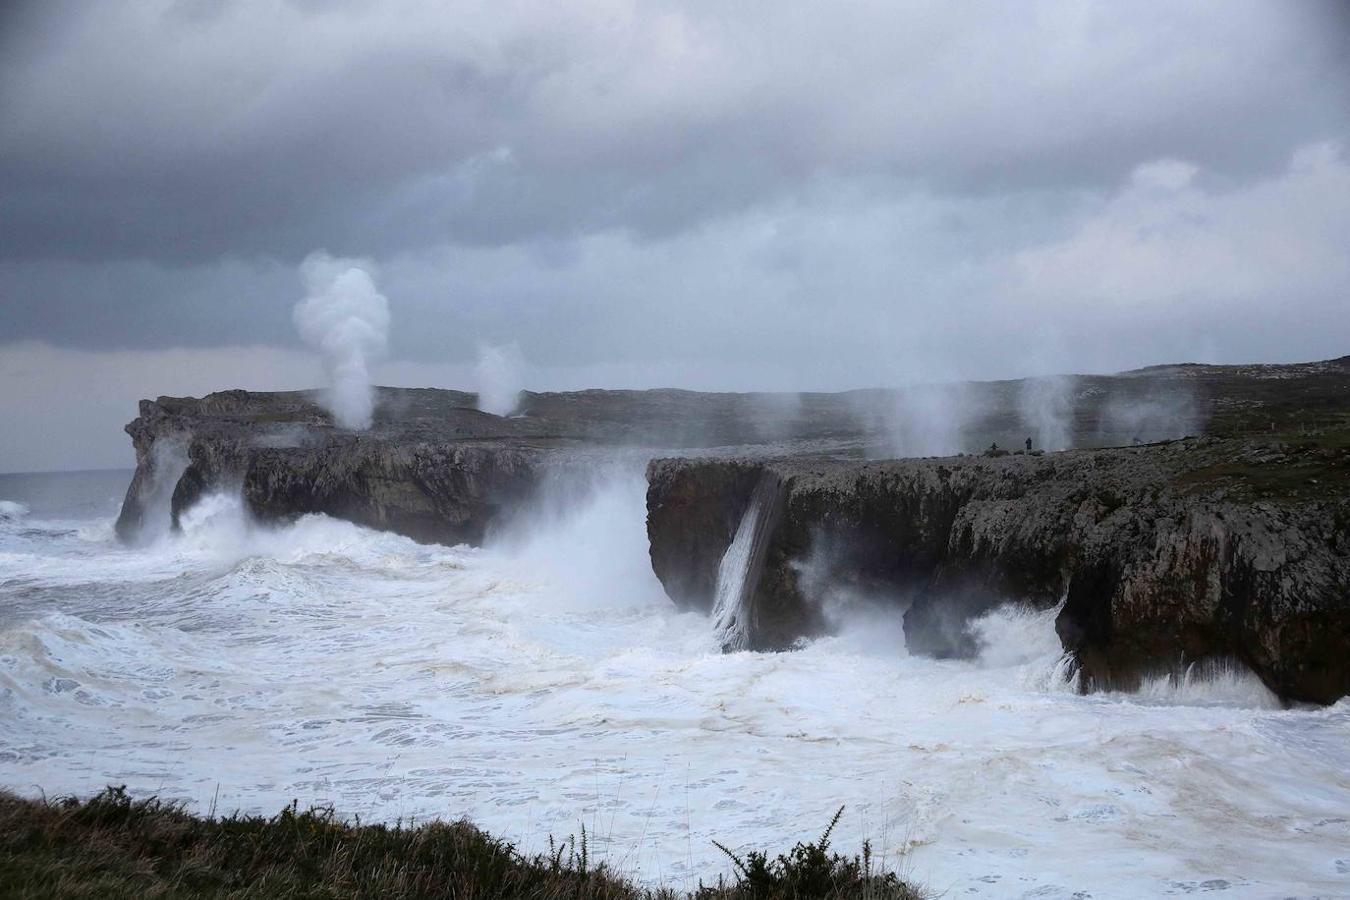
left=117, top=360, right=1350, bottom=703
left=118, top=357, right=1350, bottom=547
left=113, top=384, right=882, bottom=547
left=115, top=390, right=566, bottom=546
left=646, top=439, right=1350, bottom=704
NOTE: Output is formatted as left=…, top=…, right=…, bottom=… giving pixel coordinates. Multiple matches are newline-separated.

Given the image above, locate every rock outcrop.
left=114, top=384, right=881, bottom=546
left=118, top=391, right=593, bottom=545
left=646, top=438, right=1350, bottom=704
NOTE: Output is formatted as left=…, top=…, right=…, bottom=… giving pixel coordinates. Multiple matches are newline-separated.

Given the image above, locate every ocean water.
left=1, top=468, right=1348, bottom=899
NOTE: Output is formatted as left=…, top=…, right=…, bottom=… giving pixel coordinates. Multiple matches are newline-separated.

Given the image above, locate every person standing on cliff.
left=1026, top=437, right=1033, bottom=452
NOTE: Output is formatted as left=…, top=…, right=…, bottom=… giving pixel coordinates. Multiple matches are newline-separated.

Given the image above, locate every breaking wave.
left=0, top=500, right=30, bottom=521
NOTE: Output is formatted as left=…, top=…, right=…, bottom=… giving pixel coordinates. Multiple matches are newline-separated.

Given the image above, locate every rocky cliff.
left=113, top=384, right=881, bottom=546
left=646, top=437, right=1350, bottom=704
left=116, top=358, right=1350, bottom=703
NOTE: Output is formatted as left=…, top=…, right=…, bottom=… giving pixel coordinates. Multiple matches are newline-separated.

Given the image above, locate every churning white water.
left=2, top=470, right=1349, bottom=899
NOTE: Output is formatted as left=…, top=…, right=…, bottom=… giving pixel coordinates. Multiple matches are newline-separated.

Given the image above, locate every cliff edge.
left=646, top=437, right=1350, bottom=704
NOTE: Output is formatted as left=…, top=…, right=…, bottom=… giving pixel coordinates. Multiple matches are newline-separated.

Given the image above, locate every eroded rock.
left=646, top=440, right=1350, bottom=703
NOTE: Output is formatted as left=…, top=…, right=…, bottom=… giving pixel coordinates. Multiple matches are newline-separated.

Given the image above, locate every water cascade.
left=710, top=472, right=783, bottom=651
left=129, top=438, right=189, bottom=545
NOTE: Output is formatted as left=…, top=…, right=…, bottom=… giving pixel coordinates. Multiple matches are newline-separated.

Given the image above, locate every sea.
left=2, top=467, right=1348, bottom=898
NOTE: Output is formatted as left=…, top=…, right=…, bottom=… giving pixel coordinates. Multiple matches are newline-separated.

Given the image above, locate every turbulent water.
left=2, top=469, right=1349, bottom=899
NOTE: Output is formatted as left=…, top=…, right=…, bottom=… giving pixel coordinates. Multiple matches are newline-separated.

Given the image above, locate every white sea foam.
left=1, top=477, right=1348, bottom=899
left=0, top=500, right=29, bottom=520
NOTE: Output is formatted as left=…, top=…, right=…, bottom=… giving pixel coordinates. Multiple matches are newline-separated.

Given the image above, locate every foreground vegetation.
left=0, top=788, right=924, bottom=899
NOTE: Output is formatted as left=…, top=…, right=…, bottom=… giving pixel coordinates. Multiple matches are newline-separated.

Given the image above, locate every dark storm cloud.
left=2, top=1, right=1347, bottom=268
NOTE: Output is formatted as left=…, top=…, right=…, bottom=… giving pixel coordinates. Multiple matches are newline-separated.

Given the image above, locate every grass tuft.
left=0, top=788, right=925, bottom=899
left=702, top=806, right=919, bottom=899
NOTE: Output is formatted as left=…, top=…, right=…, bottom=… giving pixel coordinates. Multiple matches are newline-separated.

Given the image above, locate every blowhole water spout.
left=710, top=472, right=783, bottom=652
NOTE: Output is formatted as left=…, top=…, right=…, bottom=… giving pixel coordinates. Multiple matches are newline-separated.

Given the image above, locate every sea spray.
left=861, top=382, right=981, bottom=459
left=1018, top=375, right=1076, bottom=451
left=710, top=472, right=783, bottom=651
left=968, top=601, right=1081, bottom=692
left=1098, top=380, right=1203, bottom=445
left=0, top=500, right=29, bottom=521
left=1134, top=657, right=1281, bottom=708
left=294, top=252, right=390, bottom=430
left=485, top=463, right=668, bottom=613
left=474, top=342, right=525, bottom=417
left=118, top=437, right=189, bottom=545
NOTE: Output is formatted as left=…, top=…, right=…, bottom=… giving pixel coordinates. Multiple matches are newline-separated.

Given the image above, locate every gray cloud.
left=1, top=1, right=1349, bottom=470
left=2, top=1, right=1347, bottom=263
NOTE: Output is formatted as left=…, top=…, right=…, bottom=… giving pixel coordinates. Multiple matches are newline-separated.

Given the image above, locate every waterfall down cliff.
left=710, top=473, right=782, bottom=651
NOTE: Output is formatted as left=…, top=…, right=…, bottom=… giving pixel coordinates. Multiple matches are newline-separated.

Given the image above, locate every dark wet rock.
left=646, top=438, right=1350, bottom=704
left=117, top=356, right=1350, bottom=545
left=240, top=441, right=548, bottom=546
left=114, top=385, right=880, bottom=547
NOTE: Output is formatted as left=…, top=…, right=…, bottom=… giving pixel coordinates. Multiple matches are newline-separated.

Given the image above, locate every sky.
left=2, top=1, right=1349, bottom=472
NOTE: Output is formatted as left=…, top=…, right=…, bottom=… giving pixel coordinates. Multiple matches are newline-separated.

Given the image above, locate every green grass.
left=1174, top=426, right=1350, bottom=502
left=0, top=787, right=924, bottom=899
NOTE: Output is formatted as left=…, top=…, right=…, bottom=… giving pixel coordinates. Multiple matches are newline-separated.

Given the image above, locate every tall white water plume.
left=294, top=252, right=391, bottom=430
left=861, top=382, right=982, bottom=459
left=474, top=341, right=525, bottom=416
left=710, top=473, right=782, bottom=651
left=1018, top=374, right=1076, bottom=451
left=1099, top=382, right=1204, bottom=445
left=133, top=437, right=189, bottom=545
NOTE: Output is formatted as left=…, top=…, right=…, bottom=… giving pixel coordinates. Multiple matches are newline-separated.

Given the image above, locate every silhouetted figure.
left=1025, top=437, right=1033, bottom=452
left=990, top=442, right=998, bottom=451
